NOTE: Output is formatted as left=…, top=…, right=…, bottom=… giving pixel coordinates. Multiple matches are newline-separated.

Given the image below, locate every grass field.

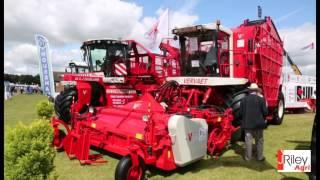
left=4, top=94, right=315, bottom=180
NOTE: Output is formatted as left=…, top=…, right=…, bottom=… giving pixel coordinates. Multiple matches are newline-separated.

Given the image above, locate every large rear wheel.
left=54, top=86, right=77, bottom=123
left=54, top=83, right=106, bottom=123
left=227, top=90, right=249, bottom=142
left=272, top=91, right=285, bottom=125
left=230, top=91, right=248, bottom=126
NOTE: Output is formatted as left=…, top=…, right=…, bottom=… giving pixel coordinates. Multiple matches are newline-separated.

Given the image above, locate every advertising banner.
left=277, top=150, right=311, bottom=172
left=34, top=34, right=55, bottom=97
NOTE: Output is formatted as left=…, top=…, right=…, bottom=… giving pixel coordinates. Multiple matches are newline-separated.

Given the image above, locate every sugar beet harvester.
left=52, top=16, right=284, bottom=180
left=54, top=38, right=180, bottom=123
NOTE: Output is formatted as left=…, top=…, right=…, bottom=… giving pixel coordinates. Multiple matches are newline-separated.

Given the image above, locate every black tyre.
left=230, top=92, right=248, bottom=126
left=272, top=91, right=285, bottom=125
left=54, top=87, right=77, bottom=123
left=115, top=155, right=146, bottom=180
left=227, top=90, right=249, bottom=142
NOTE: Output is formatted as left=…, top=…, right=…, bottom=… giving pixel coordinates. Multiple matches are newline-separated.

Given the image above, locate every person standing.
left=10, top=86, right=15, bottom=97
left=240, top=83, right=268, bottom=161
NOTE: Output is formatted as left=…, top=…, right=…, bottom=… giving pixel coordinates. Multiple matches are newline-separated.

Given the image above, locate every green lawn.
left=4, top=94, right=314, bottom=180
left=4, top=94, right=47, bottom=127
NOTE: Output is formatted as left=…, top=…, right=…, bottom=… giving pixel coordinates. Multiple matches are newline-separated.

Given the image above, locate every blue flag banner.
left=34, top=35, right=55, bottom=97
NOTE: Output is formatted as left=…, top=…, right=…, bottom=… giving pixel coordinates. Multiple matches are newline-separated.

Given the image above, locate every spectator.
left=10, top=86, right=15, bottom=96
left=240, top=83, right=268, bottom=161
left=27, top=86, right=31, bottom=94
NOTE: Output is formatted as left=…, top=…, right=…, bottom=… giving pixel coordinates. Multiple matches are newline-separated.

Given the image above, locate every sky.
left=4, top=0, right=316, bottom=76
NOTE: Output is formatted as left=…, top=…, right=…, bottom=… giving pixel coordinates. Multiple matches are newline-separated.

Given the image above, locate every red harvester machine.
left=54, top=38, right=180, bottom=123
left=52, top=16, right=284, bottom=180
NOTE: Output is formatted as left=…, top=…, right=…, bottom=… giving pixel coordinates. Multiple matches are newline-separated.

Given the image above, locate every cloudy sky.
left=4, top=0, right=316, bottom=76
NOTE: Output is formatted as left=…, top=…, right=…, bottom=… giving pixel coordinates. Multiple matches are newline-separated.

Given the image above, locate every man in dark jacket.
left=240, top=83, right=268, bottom=161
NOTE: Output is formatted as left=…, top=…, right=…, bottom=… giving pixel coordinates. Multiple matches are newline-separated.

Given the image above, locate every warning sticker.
left=199, top=127, right=207, bottom=141
left=189, top=37, right=198, bottom=51
left=191, top=60, right=200, bottom=67
left=237, top=39, right=244, bottom=48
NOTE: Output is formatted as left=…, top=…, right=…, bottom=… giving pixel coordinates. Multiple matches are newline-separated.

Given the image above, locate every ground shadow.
left=280, top=176, right=306, bottom=180
left=55, top=146, right=124, bottom=167
left=278, top=170, right=310, bottom=180
left=66, top=143, right=275, bottom=179
left=146, top=156, right=274, bottom=179
left=146, top=143, right=274, bottom=179
left=90, top=146, right=123, bottom=161
left=286, top=140, right=310, bottom=150
left=285, top=109, right=307, bottom=114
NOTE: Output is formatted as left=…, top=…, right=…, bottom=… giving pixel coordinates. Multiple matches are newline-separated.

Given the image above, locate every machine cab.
left=65, top=61, right=90, bottom=74
left=172, top=21, right=233, bottom=77
left=81, top=39, right=130, bottom=77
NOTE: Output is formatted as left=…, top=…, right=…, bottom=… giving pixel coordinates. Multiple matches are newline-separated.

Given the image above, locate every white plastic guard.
left=168, top=115, right=208, bottom=167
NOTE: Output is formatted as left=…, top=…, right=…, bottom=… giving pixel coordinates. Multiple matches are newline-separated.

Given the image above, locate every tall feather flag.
left=301, top=42, right=314, bottom=50
left=34, top=34, right=55, bottom=97
left=145, top=8, right=169, bottom=48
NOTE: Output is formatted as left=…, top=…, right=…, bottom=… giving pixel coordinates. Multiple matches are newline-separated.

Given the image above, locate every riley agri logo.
left=277, top=150, right=311, bottom=172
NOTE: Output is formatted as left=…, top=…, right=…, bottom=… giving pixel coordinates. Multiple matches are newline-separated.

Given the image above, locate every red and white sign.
left=114, top=63, right=127, bottom=76
left=166, top=77, right=248, bottom=86
left=281, top=74, right=316, bottom=110
left=277, top=150, right=311, bottom=172
left=103, top=77, right=125, bottom=83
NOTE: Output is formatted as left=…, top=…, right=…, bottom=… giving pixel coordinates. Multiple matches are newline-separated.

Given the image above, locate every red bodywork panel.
left=53, top=94, right=178, bottom=170
left=52, top=93, right=235, bottom=171
left=60, top=39, right=181, bottom=112
left=232, top=17, right=283, bottom=108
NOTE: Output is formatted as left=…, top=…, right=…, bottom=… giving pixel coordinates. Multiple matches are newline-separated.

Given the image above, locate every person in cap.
left=240, top=83, right=268, bottom=161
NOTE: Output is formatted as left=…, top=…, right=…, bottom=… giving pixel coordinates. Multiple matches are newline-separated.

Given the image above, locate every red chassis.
left=52, top=16, right=285, bottom=180
left=52, top=92, right=236, bottom=171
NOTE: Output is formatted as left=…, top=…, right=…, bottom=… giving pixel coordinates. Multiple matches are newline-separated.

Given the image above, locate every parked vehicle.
left=52, top=16, right=285, bottom=180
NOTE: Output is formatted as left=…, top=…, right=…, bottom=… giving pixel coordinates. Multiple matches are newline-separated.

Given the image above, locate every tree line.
left=4, top=73, right=41, bottom=85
